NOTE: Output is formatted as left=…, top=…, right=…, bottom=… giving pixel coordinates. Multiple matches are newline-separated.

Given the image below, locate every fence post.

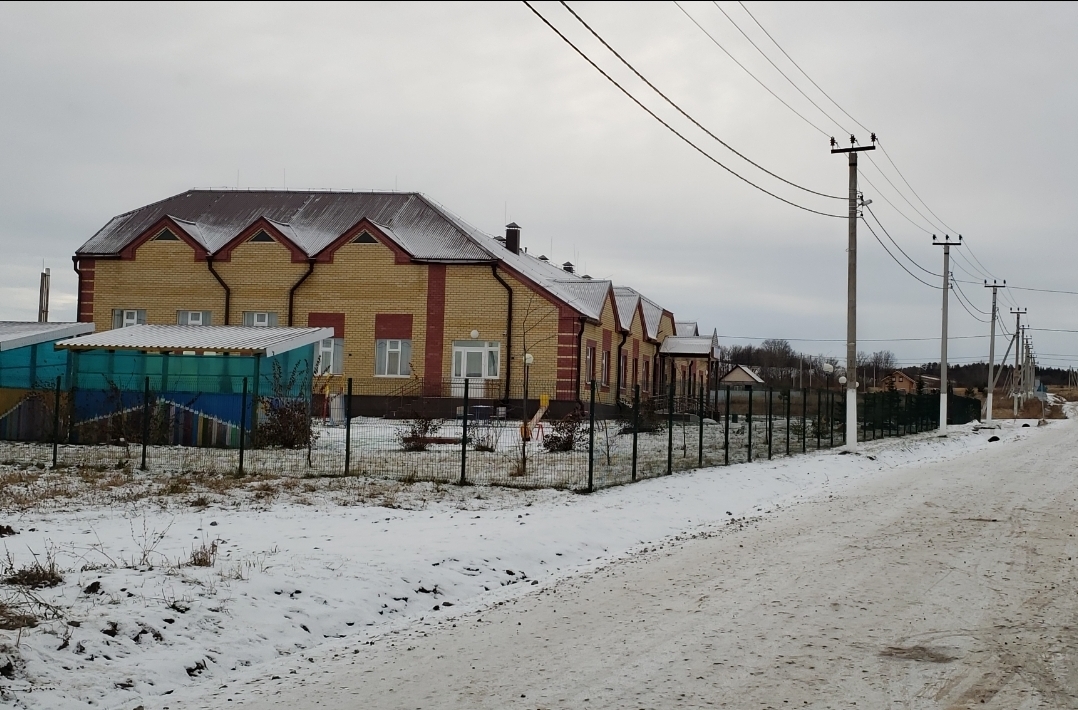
left=747, top=386, right=753, bottom=463
left=697, top=385, right=704, bottom=467
left=801, top=388, right=807, bottom=453
left=238, top=377, right=247, bottom=477
left=829, top=389, right=835, bottom=448
left=840, top=389, right=846, bottom=446
left=588, top=378, right=596, bottom=492
left=724, top=386, right=730, bottom=466
left=460, top=378, right=469, bottom=486
left=767, top=388, right=773, bottom=460
left=816, top=389, right=822, bottom=451
left=140, top=376, right=150, bottom=471
left=785, top=390, right=790, bottom=456
left=51, top=375, right=61, bottom=468
left=631, top=384, right=639, bottom=482
left=344, top=378, right=353, bottom=476
left=666, top=380, right=674, bottom=476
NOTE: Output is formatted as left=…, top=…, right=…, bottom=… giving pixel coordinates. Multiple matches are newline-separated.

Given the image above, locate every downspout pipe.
left=615, top=330, right=627, bottom=411
left=288, top=259, right=316, bottom=326
left=206, top=255, right=231, bottom=325
left=491, top=264, right=513, bottom=401
left=575, top=317, right=586, bottom=408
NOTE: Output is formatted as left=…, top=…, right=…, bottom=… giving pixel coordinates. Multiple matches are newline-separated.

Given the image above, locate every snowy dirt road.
left=193, top=420, right=1078, bottom=709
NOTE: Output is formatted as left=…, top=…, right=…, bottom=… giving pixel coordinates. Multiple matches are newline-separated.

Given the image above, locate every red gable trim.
left=493, top=261, right=600, bottom=322
left=308, top=312, right=345, bottom=338
left=213, top=218, right=309, bottom=263
left=312, top=219, right=413, bottom=265
left=118, top=216, right=209, bottom=261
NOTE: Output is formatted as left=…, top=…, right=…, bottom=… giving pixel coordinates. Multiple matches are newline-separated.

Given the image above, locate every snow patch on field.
left=0, top=418, right=1055, bottom=709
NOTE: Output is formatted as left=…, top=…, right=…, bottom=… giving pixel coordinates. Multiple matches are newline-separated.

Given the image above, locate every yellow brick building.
left=74, top=190, right=714, bottom=414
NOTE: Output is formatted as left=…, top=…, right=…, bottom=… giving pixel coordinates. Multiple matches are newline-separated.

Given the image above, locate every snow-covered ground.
left=0, top=418, right=1053, bottom=709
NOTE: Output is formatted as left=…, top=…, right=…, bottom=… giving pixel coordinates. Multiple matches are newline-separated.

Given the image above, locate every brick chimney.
left=505, top=223, right=521, bottom=254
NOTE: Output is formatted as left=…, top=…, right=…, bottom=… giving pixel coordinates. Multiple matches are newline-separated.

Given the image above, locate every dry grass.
left=186, top=539, right=218, bottom=567
left=2, top=550, right=63, bottom=589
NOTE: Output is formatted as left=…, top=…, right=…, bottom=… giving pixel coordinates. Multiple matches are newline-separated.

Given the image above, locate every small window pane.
left=453, top=351, right=462, bottom=378
left=388, top=350, right=400, bottom=375
left=376, top=340, right=388, bottom=375
left=465, top=351, right=483, bottom=378
left=487, top=349, right=498, bottom=377
left=400, top=340, right=412, bottom=376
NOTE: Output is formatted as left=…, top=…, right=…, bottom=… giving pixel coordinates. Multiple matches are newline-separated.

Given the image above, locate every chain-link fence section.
left=0, top=376, right=978, bottom=491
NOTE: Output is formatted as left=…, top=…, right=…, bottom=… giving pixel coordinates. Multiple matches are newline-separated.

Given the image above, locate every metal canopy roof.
left=659, top=334, right=720, bottom=358
left=56, top=325, right=333, bottom=357
left=0, top=322, right=95, bottom=352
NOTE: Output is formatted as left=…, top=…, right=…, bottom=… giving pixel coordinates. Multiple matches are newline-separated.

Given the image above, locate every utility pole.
left=1010, top=308, right=1026, bottom=418
left=831, top=133, right=876, bottom=451
left=984, top=280, right=1005, bottom=424
left=933, top=234, right=961, bottom=433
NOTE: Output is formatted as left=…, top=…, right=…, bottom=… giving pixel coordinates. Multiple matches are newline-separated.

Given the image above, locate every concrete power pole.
left=831, top=134, right=876, bottom=451
left=1010, top=309, right=1025, bottom=417
left=984, top=280, right=1005, bottom=424
left=933, top=235, right=961, bottom=433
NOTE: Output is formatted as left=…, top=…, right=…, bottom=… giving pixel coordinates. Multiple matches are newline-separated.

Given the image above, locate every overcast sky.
left=1, top=1, right=1076, bottom=370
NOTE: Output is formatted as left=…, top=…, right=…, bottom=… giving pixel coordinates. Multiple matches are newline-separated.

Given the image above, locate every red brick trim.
left=117, top=217, right=209, bottom=261
left=308, top=312, right=346, bottom=338
left=77, top=258, right=96, bottom=323
left=374, top=314, right=413, bottom=340
left=424, top=265, right=446, bottom=394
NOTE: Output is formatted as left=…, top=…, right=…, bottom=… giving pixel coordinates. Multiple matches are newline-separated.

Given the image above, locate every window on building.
left=451, top=341, right=500, bottom=379
left=112, top=309, right=146, bottom=329
left=585, top=346, right=596, bottom=383
left=350, top=231, right=378, bottom=244
left=153, top=229, right=180, bottom=241
left=177, top=310, right=211, bottom=326
left=243, top=311, right=278, bottom=327
left=601, top=351, right=610, bottom=386
left=619, top=352, right=628, bottom=390
left=316, top=337, right=345, bottom=376
left=249, top=230, right=275, bottom=243
left=376, top=339, right=412, bottom=377
left=642, top=358, right=650, bottom=391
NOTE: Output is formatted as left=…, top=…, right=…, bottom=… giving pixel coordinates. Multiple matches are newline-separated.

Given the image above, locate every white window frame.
left=177, top=310, right=211, bottom=326
left=122, top=309, right=140, bottom=327
left=376, top=339, right=412, bottom=377
left=243, top=311, right=278, bottom=327
left=585, top=346, right=595, bottom=383
left=316, top=337, right=344, bottom=376
left=601, top=350, right=610, bottom=386
left=451, top=340, right=500, bottom=380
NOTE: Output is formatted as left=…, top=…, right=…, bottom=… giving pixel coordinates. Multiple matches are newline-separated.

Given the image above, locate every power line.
left=559, top=1, right=842, bottom=200
left=951, top=281, right=990, bottom=322
left=864, top=205, right=939, bottom=277
left=860, top=216, right=940, bottom=289
left=735, top=1, right=871, bottom=134
left=672, top=1, right=831, bottom=136
left=522, top=1, right=845, bottom=218
left=1028, top=327, right=1078, bottom=334
left=711, top=1, right=849, bottom=135
left=718, top=334, right=989, bottom=342
left=951, top=276, right=991, bottom=316
left=1010, top=285, right=1078, bottom=296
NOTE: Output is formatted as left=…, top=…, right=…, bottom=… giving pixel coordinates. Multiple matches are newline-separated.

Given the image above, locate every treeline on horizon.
left=721, top=339, right=1072, bottom=389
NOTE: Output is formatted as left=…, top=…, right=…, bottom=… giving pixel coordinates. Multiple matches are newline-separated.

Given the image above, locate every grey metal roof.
left=719, top=364, right=765, bottom=384
left=0, top=322, right=95, bottom=351
left=56, top=325, right=333, bottom=357
left=76, top=190, right=493, bottom=262
left=612, top=286, right=665, bottom=340
left=674, top=321, right=699, bottom=336
left=612, top=287, right=640, bottom=331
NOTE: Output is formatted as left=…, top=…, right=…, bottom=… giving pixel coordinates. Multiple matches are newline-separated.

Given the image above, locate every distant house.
left=717, top=363, right=765, bottom=391
left=879, top=370, right=939, bottom=394
left=659, top=330, right=720, bottom=396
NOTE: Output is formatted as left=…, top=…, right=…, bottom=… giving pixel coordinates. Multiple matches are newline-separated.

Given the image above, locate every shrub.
left=398, top=416, right=446, bottom=452
left=253, top=361, right=318, bottom=449
left=543, top=411, right=584, bottom=452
